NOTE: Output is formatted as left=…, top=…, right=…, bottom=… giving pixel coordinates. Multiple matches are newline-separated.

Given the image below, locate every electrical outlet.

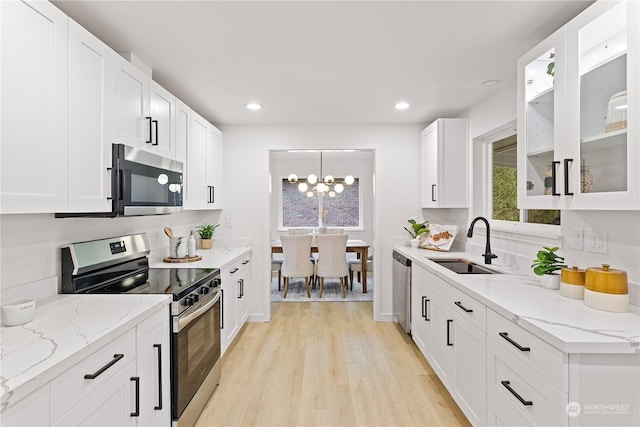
left=586, top=230, right=607, bottom=254
left=225, top=216, right=233, bottom=228
left=570, top=228, right=583, bottom=250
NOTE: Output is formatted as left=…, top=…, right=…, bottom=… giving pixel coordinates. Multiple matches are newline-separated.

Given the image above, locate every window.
left=281, top=178, right=360, bottom=228
left=489, top=132, right=560, bottom=226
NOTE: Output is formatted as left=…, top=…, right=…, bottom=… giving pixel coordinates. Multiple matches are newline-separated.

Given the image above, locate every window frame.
left=480, top=121, right=562, bottom=239
left=277, top=176, right=364, bottom=231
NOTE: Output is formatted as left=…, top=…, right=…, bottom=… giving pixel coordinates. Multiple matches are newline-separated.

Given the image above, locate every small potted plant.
left=531, top=246, right=567, bottom=289
left=404, top=218, right=429, bottom=248
left=196, top=223, right=219, bottom=249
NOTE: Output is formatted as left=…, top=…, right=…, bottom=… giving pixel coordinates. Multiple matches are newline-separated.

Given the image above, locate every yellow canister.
left=584, top=264, right=629, bottom=313
left=560, top=266, right=585, bottom=299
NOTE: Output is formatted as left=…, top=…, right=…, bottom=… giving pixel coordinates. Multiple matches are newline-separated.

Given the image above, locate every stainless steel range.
left=61, top=233, right=221, bottom=427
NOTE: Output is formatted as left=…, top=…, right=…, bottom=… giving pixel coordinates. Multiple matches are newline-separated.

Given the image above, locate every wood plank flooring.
left=196, top=302, right=471, bottom=427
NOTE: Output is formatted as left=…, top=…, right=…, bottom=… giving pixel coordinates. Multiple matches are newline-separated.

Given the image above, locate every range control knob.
left=191, top=294, right=200, bottom=303
left=212, top=278, right=221, bottom=287
left=200, top=286, right=210, bottom=295
left=184, top=296, right=194, bottom=307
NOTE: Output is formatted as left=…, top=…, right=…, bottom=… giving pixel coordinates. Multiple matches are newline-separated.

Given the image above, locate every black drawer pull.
left=446, top=319, right=453, bottom=346
left=501, top=380, right=533, bottom=406
left=242, top=260, right=250, bottom=265
left=230, top=268, right=239, bottom=274
left=84, top=354, right=124, bottom=379
left=153, top=344, right=163, bottom=410
left=499, top=332, right=531, bottom=352
left=454, top=301, right=473, bottom=313
left=131, top=376, right=140, bottom=416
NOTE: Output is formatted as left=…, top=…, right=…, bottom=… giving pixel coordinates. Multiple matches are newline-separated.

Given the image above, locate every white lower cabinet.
left=0, top=384, right=50, bottom=426
left=221, top=252, right=252, bottom=355
left=410, top=266, right=433, bottom=359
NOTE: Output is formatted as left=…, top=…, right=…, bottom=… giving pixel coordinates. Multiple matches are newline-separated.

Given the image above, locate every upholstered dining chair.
left=280, top=234, right=314, bottom=298
left=288, top=228, right=314, bottom=235
left=325, top=227, right=344, bottom=234
left=272, top=256, right=283, bottom=290
left=348, top=254, right=373, bottom=290
left=315, top=234, right=349, bottom=298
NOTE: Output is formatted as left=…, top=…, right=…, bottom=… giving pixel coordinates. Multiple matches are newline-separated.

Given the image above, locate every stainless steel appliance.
left=392, top=250, right=411, bottom=333
left=56, top=144, right=183, bottom=218
left=61, top=234, right=221, bottom=427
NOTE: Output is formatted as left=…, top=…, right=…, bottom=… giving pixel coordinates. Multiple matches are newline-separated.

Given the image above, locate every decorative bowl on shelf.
left=605, top=90, right=627, bottom=133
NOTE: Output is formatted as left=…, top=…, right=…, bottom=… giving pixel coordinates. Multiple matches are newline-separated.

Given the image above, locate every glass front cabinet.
left=518, top=0, right=639, bottom=210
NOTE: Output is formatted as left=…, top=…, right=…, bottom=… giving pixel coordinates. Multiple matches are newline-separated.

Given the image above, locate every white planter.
left=540, top=274, right=561, bottom=290
left=410, top=238, right=420, bottom=248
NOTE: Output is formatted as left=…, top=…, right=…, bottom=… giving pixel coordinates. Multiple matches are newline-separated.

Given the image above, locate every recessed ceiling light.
left=481, top=80, right=501, bottom=87
left=246, top=102, right=262, bottom=110
left=395, top=102, right=410, bottom=110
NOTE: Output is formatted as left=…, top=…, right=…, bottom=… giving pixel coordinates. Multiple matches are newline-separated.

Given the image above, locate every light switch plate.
left=225, top=216, right=233, bottom=228
left=586, top=229, right=607, bottom=254
left=570, top=228, right=583, bottom=250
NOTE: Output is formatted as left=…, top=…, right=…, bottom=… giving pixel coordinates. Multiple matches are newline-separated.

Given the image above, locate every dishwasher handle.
left=393, top=251, right=411, bottom=266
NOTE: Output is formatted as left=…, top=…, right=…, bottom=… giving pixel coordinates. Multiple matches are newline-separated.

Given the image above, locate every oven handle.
left=175, top=291, right=220, bottom=332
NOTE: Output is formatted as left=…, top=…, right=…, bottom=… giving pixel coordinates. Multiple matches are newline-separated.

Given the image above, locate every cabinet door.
left=420, top=123, right=439, bottom=208
left=453, top=315, right=487, bottom=426
left=175, top=99, right=190, bottom=165
left=430, top=299, right=455, bottom=389
left=52, top=360, right=137, bottom=427
left=1, top=0, right=68, bottom=213
left=136, top=308, right=170, bottom=427
left=150, top=81, right=176, bottom=159
left=67, top=19, right=114, bottom=213
left=185, top=111, right=209, bottom=209
left=564, top=0, right=639, bottom=210
left=221, top=265, right=240, bottom=355
left=206, top=125, right=224, bottom=209
left=411, top=267, right=432, bottom=359
left=113, top=55, right=150, bottom=149
left=237, top=256, right=252, bottom=325
left=517, top=30, right=567, bottom=210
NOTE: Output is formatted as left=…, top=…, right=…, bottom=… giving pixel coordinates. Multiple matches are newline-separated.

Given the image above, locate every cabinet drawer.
left=448, top=286, right=486, bottom=332
left=424, top=270, right=451, bottom=302
left=487, top=338, right=567, bottom=427
left=50, top=328, right=136, bottom=422
left=487, top=309, right=567, bottom=391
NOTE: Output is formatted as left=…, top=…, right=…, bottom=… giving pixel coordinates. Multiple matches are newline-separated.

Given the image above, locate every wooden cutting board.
left=162, top=255, right=202, bottom=263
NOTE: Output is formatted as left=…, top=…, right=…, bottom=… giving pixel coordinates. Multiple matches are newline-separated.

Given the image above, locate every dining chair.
left=280, top=234, right=314, bottom=298
left=272, top=256, right=283, bottom=290
left=325, top=227, right=344, bottom=234
left=315, top=234, right=349, bottom=298
left=288, top=228, right=313, bottom=235
left=348, top=254, right=373, bottom=290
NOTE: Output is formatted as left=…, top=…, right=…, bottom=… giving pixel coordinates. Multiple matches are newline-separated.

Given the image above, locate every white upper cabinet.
left=420, top=118, right=468, bottom=208
left=67, top=19, right=114, bottom=213
left=175, top=99, right=190, bottom=165
left=518, top=0, right=639, bottom=210
left=1, top=0, right=69, bottom=213
left=149, top=81, right=177, bottom=159
left=113, top=55, right=151, bottom=149
left=185, top=111, right=224, bottom=210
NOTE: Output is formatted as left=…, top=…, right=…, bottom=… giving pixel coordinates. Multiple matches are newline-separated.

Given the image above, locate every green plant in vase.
left=196, top=223, right=219, bottom=249
left=404, top=218, right=429, bottom=247
left=531, top=246, right=567, bottom=289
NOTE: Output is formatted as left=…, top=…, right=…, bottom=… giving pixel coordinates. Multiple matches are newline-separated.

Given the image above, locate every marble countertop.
left=394, top=245, right=640, bottom=354
left=0, top=294, right=170, bottom=410
left=150, top=246, right=252, bottom=270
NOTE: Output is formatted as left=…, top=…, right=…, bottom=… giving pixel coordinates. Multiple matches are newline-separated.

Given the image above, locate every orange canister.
left=584, top=264, right=629, bottom=312
left=560, top=266, right=585, bottom=299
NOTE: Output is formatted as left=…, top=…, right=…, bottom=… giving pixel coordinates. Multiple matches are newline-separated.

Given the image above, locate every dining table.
left=271, top=239, right=370, bottom=293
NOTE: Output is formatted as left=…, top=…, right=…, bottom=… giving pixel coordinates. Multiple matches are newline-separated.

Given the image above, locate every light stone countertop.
left=0, top=294, right=170, bottom=411
left=394, top=245, right=640, bottom=354
left=150, top=246, right=252, bottom=270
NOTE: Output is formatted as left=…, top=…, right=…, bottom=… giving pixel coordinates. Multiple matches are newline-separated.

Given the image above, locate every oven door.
left=171, top=290, right=221, bottom=421
left=117, top=144, right=183, bottom=216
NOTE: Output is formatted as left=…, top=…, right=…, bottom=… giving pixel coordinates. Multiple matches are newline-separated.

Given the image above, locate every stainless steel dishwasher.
left=392, top=250, right=412, bottom=333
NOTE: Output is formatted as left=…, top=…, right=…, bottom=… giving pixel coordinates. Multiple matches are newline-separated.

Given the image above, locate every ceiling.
left=52, top=0, right=593, bottom=127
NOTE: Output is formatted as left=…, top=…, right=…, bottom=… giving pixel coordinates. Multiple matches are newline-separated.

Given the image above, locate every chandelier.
left=287, top=152, right=354, bottom=198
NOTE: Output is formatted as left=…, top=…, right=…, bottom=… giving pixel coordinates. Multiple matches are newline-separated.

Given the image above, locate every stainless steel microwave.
left=57, top=144, right=183, bottom=218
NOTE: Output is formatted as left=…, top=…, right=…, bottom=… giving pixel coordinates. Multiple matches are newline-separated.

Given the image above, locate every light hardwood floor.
left=196, top=302, right=471, bottom=427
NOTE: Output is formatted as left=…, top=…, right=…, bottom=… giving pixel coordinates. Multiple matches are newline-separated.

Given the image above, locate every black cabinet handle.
left=84, top=354, right=124, bottom=379
left=431, top=184, right=436, bottom=202
left=241, top=279, right=244, bottom=297
left=242, top=260, right=250, bottom=265
left=145, top=117, right=153, bottom=144
left=237, top=280, right=242, bottom=299
left=454, top=301, right=473, bottom=313
left=230, top=268, right=239, bottom=274
left=551, top=160, right=561, bottom=196
left=211, top=186, right=215, bottom=204
left=153, top=344, right=163, bottom=410
left=425, top=298, right=430, bottom=321
left=131, top=376, right=140, bottom=416
left=220, top=289, right=224, bottom=329
left=446, top=319, right=453, bottom=346
left=564, top=158, right=573, bottom=195
left=421, top=296, right=427, bottom=319
left=499, top=332, right=531, bottom=352
left=501, top=380, right=533, bottom=406
left=152, top=120, right=159, bottom=146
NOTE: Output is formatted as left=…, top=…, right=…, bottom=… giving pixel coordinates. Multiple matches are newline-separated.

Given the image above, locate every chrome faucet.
left=467, top=216, right=498, bottom=265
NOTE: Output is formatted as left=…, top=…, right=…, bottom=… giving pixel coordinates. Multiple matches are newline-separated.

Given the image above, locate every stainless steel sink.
left=431, top=258, right=501, bottom=274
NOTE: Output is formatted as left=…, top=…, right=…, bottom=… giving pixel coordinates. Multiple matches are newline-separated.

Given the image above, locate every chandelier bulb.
left=329, top=191, right=336, bottom=198
left=334, top=183, right=344, bottom=193
left=288, top=173, right=298, bottom=183
left=298, top=182, right=308, bottom=192
left=324, top=175, right=334, bottom=184
left=345, top=175, right=355, bottom=185
left=306, top=191, right=314, bottom=198
left=307, top=174, right=318, bottom=185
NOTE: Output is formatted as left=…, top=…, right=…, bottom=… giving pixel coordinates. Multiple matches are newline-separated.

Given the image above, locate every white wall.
left=217, top=124, right=422, bottom=321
